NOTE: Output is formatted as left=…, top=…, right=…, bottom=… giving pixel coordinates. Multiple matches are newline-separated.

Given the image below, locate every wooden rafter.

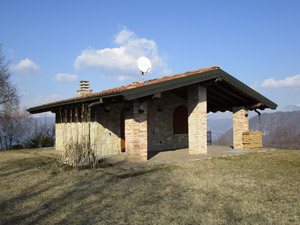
left=216, top=83, right=249, bottom=104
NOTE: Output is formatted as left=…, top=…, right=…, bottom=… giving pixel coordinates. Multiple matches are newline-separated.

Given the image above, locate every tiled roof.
left=28, top=66, right=220, bottom=110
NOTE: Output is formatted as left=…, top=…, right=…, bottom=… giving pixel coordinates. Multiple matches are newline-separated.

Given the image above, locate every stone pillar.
left=233, top=106, right=249, bottom=149
left=125, top=101, right=148, bottom=161
left=188, top=85, right=207, bottom=154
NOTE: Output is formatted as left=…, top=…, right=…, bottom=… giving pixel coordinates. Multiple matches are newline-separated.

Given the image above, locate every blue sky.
left=1, top=0, right=300, bottom=114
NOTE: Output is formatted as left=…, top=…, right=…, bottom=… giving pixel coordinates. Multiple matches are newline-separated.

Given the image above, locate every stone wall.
left=55, top=103, right=123, bottom=158
left=55, top=122, right=89, bottom=151
left=55, top=104, right=89, bottom=151
left=147, top=92, right=188, bottom=151
left=91, top=104, right=123, bottom=157
left=55, top=89, right=208, bottom=160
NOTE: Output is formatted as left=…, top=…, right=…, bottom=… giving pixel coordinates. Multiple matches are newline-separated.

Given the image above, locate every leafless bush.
left=60, top=138, right=98, bottom=169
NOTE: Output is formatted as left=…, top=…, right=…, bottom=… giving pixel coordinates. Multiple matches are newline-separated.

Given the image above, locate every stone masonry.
left=125, top=101, right=148, bottom=161
left=233, top=106, right=249, bottom=149
left=55, top=105, right=89, bottom=152
left=91, top=104, right=122, bottom=157
left=55, top=103, right=122, bottom=158
left=148, top=92, right=188, bottom=151
left=188, top=85, right=207, bottom=154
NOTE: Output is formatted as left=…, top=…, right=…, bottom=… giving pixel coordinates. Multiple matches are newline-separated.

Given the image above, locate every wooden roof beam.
left=216, top=84, right=249, bottom=104
left=207, top=87, right=239, bottom=105
left=248, top=102, right=263, bottom=110
left=207, top=94, right=228, bottom=106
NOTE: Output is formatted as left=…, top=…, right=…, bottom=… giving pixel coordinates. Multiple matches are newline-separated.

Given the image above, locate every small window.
left=173, top=105, right=188, bottom=134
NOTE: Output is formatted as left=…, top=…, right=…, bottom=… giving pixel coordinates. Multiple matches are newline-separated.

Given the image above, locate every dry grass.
left=62, top=139, right=98, bottom=169
left=0, top=149, right=300, bottom=224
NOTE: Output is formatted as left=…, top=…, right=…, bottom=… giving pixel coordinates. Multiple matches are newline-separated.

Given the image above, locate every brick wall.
left=125, top=101, right=148, bottom=161
left=233, top=106, right=249, bottom=149
left=188, top=85, right=207, bottom=154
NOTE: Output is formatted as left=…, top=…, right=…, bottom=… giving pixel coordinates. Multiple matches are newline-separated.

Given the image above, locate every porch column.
left=188, top=85, right=207, bottom=154
left=125, top=101, right=148, bottom=161
left=233, top=106, right=249, bottom=149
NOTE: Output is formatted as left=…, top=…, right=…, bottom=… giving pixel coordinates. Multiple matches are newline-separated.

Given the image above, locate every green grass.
left=1, top=149, right=300, bottom=224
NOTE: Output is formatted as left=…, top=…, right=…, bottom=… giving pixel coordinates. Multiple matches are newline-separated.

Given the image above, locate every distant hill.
left=207, top=118, right=232, bottom=141
left=34, top=115, right=55, bottom=126
left=280, top=105, right=300, bottom=112
left=218, top=111, right=300, bottom=149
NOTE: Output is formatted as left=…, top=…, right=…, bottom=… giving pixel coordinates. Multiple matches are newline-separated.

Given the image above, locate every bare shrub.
left=61, top=138, right=98, bottom=169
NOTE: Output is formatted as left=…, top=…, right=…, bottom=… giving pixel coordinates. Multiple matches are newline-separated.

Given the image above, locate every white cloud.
left=114, top=29, right=135, bottom=45
left=74, top=28, right=170, bottom=81
left=261, top=74, right=300, bottom=88
left=11, top=58, right=40, bottom=76
left=118, top=75, right=133, bottom=81
left=54, top=73, right=78, bottom=83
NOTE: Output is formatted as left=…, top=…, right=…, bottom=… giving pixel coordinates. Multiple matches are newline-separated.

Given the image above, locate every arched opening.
left=173, top=105, right=188, bottom=134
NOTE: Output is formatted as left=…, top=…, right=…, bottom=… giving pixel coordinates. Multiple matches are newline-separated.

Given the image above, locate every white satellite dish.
left=137, top=57, right=152, bottom=82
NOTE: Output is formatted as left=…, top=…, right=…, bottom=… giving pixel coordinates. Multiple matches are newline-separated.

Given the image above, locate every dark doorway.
left=173, top=105, right=188, bottom=134
left=121, top=110, right=125, bottom=152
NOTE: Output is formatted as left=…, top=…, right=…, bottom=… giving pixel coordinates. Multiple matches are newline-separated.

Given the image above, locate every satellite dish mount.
left=137, top=57, right=152, bottom=82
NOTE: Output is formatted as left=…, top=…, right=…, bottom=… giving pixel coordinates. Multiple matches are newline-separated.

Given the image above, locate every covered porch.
left=123, top=75, right=272, bottom=161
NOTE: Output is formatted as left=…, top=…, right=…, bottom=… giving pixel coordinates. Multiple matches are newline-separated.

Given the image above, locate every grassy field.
left=1, top=149, right=300, bottom=225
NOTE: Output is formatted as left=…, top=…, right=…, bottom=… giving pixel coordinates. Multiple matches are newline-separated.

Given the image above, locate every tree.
left=0, top=106, right=56, bottom=150
left=0, top=45, right=55, bottom=150
left=0, top=44, right=18, bottom=108
left=23, top=116, right=55, bottom=149
left=0, top=44, right=19, bottom=150
left=0, top=106, right=32, bottom=150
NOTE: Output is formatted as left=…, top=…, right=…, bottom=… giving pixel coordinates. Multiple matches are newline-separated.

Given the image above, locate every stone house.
left=28, top=66, right=277, bottom=161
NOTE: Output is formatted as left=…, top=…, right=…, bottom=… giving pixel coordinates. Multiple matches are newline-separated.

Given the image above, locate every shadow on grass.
left=1, top=151, right=290, bottom=224
left=0, top=157, right=56, bottom=178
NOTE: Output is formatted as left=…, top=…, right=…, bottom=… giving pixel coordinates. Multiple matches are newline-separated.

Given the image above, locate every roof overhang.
left=27, top=67, right=277, bottom=114
left=27, top=93, right=121, bottom=114
left=119, top=68, right=277, bottom=111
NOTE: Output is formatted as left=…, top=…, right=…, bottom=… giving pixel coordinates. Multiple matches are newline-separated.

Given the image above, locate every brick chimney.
left=77, top=80, right=92, bottom=97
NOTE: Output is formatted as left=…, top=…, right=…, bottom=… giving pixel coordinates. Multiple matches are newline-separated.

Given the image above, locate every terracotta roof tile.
left=28, top=66, right=219, bottom=110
